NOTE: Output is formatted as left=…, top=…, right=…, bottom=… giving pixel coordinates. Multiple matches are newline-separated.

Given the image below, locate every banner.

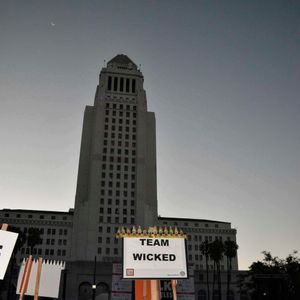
left=0, top=230, right=18, bottom=280
left=123, top=237, right=187, bottom=279
left=111, top=263, right=132, bottom=300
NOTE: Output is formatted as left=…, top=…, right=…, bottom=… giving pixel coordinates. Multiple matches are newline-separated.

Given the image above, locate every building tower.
left=71, top=55, right=158, bottom=262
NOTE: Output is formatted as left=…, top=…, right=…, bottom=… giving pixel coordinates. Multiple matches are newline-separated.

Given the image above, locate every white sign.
left=0, top=230, right=18, bottom=280
left=123, top=237, right=187, bottom=279
left=17, top=259, right=65, bottom=298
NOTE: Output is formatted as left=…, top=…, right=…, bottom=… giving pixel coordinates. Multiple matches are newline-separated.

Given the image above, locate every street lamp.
left=92, top=256, right=97, bottom=300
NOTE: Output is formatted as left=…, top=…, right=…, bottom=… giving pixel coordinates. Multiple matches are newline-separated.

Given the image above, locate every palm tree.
left=200, top=240, right=211, bottom=300
left=209, top=239, right=224, bottom=300
left=224, top=240, right=238, bottom=300
left=27, top=227, right=42, bottom=255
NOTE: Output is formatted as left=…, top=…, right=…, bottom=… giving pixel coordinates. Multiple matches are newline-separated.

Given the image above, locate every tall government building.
left=0, top=55, right=239, bottom=299
left=72, top=54, right=157, bottom=262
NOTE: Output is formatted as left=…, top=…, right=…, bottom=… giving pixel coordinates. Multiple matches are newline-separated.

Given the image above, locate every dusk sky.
left=1, top=0, right=299, bottom=270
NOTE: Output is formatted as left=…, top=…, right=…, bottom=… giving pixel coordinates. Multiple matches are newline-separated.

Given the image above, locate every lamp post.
left=92, top=256, right=97, bottom=300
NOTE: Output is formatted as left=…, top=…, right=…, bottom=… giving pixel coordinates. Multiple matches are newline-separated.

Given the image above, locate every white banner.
left=17, top=259, right=65, bottom=298
left=111, top=292, right=132, bottom=300
left=0, top=230, right=18, bottom=280
left=111, top=263, right=132, bottom=300
left=123, top=237, right=187, bottom=279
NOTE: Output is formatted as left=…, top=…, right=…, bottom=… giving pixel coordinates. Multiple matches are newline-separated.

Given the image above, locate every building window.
left=124, top=78, right=129, bottom=93
left=108, top=76, right=112, bottom=90
left=112, top=77, right=118, bottom=91
left=132, top=79, right=136, bottom=93
left=120, top=77, right=124, bottom=92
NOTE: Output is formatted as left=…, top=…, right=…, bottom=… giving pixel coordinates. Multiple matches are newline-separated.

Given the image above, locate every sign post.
left=116, top=226, right=187, bottom=300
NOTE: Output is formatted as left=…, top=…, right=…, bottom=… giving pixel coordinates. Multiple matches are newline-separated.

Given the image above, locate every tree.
left=27, top=227, right=42, bottom=255
left=209, top=239, right=224, bottom=300
left=224, top=240, right=238, bottom=300
left=200, top=240, right=211, bottom=300
left=285, top=251, right=300, bottom=298
left=244, top=251, right=300, bottom=300
left=10, top=226, right=27, bottom=254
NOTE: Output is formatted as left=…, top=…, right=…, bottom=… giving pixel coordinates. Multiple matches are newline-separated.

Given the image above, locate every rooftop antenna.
left=139, top=64, right=141, bottom=71
left=103, top=59, right=106, bottom=66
